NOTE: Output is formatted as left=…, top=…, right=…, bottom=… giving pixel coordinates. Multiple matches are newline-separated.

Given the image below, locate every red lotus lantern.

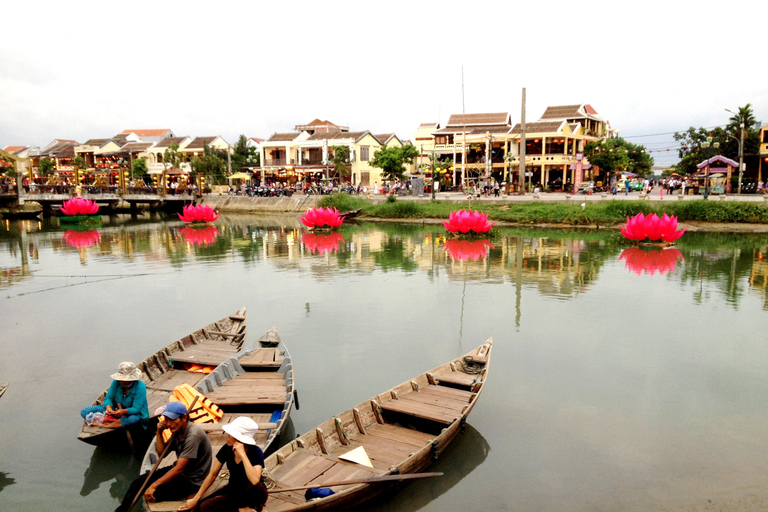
left=444, top=239, right=494, bottom=262
left=60, top=197, right=99, bottom=216
left=180, top=226, right=220, bottom=246
left=301, top=207, right=344, bottom=229
left=443, top=210, right=494, bottom=234
left=620, top=212, right=685, bottom=243
left=62, top=229, right=101, bottom=248
left=619, top=247, right=684, bottom=275
left=178, top=204, right=219, bottom=223
left=301, top=232, right=345, bottom=254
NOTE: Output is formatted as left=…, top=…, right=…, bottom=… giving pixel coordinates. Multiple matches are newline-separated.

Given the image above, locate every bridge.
left=0, top=187, right=194, bottom=216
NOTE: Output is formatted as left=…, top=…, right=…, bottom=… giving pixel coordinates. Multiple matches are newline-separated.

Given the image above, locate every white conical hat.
left=339, top=446, right=373, bottom=467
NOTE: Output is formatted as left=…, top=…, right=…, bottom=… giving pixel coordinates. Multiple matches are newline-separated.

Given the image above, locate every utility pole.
left=518, top=87, right=526, bottom=195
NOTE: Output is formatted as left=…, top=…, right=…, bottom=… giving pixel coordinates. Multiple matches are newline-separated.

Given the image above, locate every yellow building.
left=759, top=124, right=768, bottom=182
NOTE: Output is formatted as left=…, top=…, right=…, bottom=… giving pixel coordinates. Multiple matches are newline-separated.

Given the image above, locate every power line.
left=622, top=124, right=728, bottom=139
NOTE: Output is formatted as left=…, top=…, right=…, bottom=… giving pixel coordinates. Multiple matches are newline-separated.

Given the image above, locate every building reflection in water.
left=0, top=217, right=766, bottom=310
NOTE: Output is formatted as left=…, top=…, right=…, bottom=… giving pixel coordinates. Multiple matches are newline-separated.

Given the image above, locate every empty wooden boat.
left=260, top=338, right=492, bottom=511
left=77, top=307, right=249, bottom=449
left=140, top=327, right=295, bottom=511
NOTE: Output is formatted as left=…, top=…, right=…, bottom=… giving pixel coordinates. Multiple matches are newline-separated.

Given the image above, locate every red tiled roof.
left=249, top=137, right=265, bottom=143
left=445, top=113, right=509, bottom=127
left=267, top=133, right=301, bottom=142
left=3, top=146, right=27, bottom=153
left=121, top=129, right=171, bottom=137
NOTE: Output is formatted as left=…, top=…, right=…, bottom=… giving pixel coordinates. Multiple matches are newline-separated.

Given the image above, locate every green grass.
left=318, top=194, right=768, bottom=225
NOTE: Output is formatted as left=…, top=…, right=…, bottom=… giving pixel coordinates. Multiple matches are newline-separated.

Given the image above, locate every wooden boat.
left=339, top=208, right=362, bottom=220
left=140, top=327, right=295, bottom=511
left=0, top=381, right=8, bottom=400
left=77, top=307, right=250, bottom=449
left=260, top=338, right=492, bottom=512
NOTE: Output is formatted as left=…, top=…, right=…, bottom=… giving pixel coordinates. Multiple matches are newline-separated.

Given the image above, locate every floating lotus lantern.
left=443, top=210, right=494, bottom=234
left=620, top=212, right=685, bottom=243
left=619, top=247, right=684, bottom=275
left=178, top=204, right=219, bottom=223
left=301, top=207, right=344, bottom=229
left=180, top=226, right=220, bottom=246
left=444, top=239, right=494, bottom=262
left=301, top=232, right=345, bottom=254
left=59, top=197, right=100, bottom=224
left=62, top=229, right=101, bottom=248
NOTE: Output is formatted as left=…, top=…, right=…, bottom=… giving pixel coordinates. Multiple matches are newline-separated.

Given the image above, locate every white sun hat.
left=222, top=416, right=259, bottom=445
left=110, top=362, right=142, bottom=382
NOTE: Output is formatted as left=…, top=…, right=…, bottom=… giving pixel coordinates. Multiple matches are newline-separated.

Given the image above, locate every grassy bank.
left=320, top=194, right=768, bottom=226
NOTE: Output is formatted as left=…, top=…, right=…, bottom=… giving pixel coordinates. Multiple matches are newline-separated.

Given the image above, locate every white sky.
left=2, top=1, right=766, bottom=169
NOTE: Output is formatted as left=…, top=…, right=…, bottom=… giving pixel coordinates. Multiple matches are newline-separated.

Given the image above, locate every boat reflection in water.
left=365, top=424, right=490, bottom=512
left=80, top=447, right=139, bottom=501
left=301, top=232, right=345, bottom=254
left=180, top=226, right=220, bottom=246
left=620, top=247, right=684, bottom=275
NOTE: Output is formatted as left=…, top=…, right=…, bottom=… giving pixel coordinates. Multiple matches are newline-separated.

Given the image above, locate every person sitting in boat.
left=115, top=401, right=213, bottom=512
left=80, top=361, right=149, bottom=430
left=178, top=416, right=268, bottom=512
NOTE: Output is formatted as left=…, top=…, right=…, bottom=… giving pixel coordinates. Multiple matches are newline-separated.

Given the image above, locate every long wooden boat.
left=77, top=307, right=250, bottom=449
left=0, top=381, right=8, bottom=400
left=260, top=338, right=492, bottom=512
left=140, top=327, right=295, bottom=511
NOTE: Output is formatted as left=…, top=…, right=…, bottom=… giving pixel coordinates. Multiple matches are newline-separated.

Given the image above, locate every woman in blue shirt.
left=80, top=361, right=149, bottom=429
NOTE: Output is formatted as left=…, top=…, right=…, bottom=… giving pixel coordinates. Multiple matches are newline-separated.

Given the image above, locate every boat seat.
left=378, top=384, right=473, bottom=425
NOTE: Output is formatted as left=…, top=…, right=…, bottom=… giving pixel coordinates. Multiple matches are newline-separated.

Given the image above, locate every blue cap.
left=162, top=401, right=188, bottom=419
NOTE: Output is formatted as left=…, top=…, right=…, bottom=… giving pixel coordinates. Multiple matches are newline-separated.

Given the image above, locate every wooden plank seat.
left=331, top=423, right=434, bottom=470
left=171, top=345, right=241, bottom=367
left=378, top=384, right=474, bottom=424
left=239, top=348, right=285, bottom=369
left=271, top=448, right=387, bottom=489
left=145, top=369, right=206, bottom=392
left=204, top=378, right=287, bottom=406
left=431, top=368, right=482, bottom=388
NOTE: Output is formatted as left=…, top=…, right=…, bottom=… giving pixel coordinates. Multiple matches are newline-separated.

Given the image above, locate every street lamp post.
left=725, top=108, right=745, bottom=194
left=701, top=135, right=720, bottom=199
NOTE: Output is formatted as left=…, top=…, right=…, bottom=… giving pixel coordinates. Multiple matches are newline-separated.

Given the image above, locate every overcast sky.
left=2, top=1, right=766, bottom=169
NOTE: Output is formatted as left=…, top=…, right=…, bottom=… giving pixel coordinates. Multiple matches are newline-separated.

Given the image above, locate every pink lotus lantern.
left=619, top=247, right=684, bottom=275
left=301, top=232, right=345, bottom=254
left=62, top=229, right=101, bottom=248
left=178, top=204, right=219, bottom=223
left=301, top=207, right=344, bottom=229
left=443, top=210, right=494, bottom=234
left=60, top=197, right=99, bottom=216
left=444, top=239, right=494, bottom=262
left=620, top=212, right=685, bottom=243
left=180, top=226, right=220, bottom=246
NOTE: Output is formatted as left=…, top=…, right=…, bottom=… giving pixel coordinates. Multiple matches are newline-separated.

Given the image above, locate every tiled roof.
left=510, top=120, right=567, bottom=134
left=42, top=141, right=78, bottom=157
left=445, top=113, right=509, bottom=127
left=122, top=142, right=154, bottom=152
left=267, top=133, right=300, bottom=142
left=249, top=137, right=265, bottom=143
left=155, top=136, right=189, bottom=149
left=3, top=146, right=27, bottom=153
left=539, top=105, right=583, bottom=119
left=419, top=122, right=439, bottom=127
left=184, top=137, right=219, bottom=151
left=433, top=124, right=511, bottom=135
left=121, top=129, right=171, bottom=137
left=307, top=131, right=370, bottom=142
left=374, top=133, right=396, bottom=144
left=82, top=138, right=112, bottom=147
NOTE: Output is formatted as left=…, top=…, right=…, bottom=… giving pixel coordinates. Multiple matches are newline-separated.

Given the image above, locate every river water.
left=0, top=214, right=767, bottom=512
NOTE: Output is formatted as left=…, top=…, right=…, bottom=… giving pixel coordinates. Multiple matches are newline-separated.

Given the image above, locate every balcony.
left=264, top=158, right=287, bottom=167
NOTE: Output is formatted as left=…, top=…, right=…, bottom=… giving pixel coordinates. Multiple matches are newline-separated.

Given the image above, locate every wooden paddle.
left=127, top=395, right=200, bottom=511
left=269, top=472, right=443, bottom=492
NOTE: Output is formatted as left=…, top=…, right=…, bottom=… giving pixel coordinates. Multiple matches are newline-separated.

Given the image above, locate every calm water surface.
left=0, top=214, right=767, bottom=512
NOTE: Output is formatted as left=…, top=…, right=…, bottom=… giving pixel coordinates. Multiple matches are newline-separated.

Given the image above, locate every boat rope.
left=461, top=356, right=484, bottom=374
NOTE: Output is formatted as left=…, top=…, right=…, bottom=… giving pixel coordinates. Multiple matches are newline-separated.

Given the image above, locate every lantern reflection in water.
left=62, top=230, right=101, bottom=248
left=301, top=232, right=345, bottom=254
left=619, top=247, right=684, bottom=275
left=443, top=239, right=494, bottom=262
left=180, top=226, right=220, bottom=246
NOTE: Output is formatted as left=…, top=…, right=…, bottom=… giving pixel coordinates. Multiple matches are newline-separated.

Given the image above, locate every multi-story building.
left=759, top=124, right=768, bottom=183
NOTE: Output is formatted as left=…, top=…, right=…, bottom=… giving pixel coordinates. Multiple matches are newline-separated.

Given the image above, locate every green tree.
left=132, top=157, right=147, bottom=177
left=163, top=143, right=183, bottom=171
left=38, top=157, right=55, bottom=176
left=330, top=145, right=350, bottom=179
left=190, top=145, right=227, bottom=185
left=584, top=137, right=653, bottom=178
left=369, top=144, right=419, bottom=183
left=232, top=134, right=259, bottom=170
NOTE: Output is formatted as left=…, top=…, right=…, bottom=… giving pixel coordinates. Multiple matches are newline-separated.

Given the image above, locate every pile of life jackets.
left=161, top=383, right=223, bottom=442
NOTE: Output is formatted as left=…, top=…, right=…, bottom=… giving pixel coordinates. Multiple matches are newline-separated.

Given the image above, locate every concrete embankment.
left=199, top=195, right=321, bottom=213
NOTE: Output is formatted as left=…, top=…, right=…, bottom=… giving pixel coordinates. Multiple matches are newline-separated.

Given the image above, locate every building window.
left=361, top=171, right=370, bottom=186
left=360, top=146, right=369, bottom=161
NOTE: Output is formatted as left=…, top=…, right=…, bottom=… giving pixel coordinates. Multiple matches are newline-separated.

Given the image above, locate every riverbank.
left=199, top=192, right=768, bottom=233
